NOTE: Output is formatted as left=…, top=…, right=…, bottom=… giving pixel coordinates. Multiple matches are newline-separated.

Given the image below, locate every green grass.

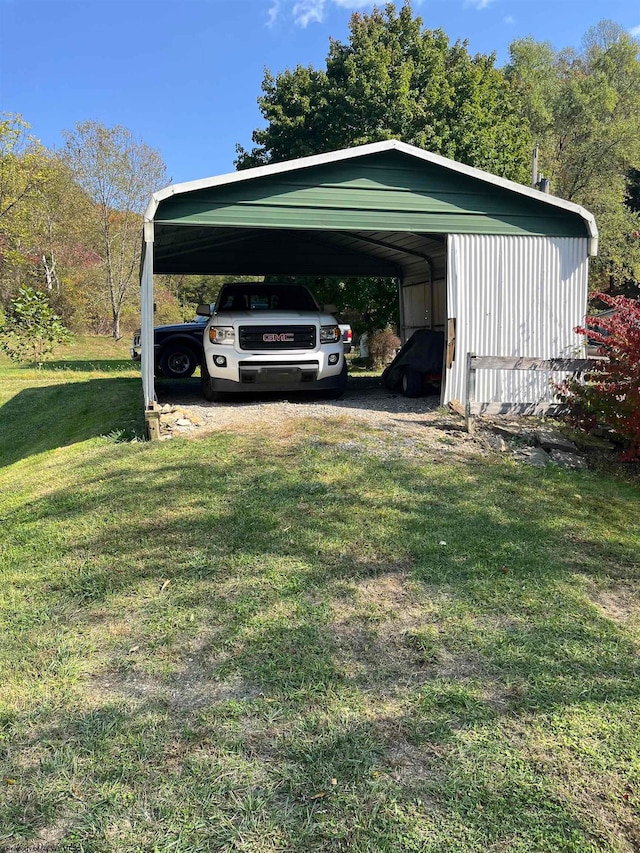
left=1, top=339, right=639, bottom=851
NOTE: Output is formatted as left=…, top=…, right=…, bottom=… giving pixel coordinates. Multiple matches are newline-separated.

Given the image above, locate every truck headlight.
left=320, top=324, right=341, bottom=344
left=209, top=326, right=235, bottom=344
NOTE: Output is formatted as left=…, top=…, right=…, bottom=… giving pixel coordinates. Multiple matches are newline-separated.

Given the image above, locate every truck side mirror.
left=323, top=304, right=337, bottom=313
left=196, top=303, right=212, bottom=317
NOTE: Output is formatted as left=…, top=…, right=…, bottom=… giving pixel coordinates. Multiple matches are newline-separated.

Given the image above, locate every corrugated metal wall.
left=398, top=236, right=447, bottom=341
left=444, top=235, right=589, bottom=405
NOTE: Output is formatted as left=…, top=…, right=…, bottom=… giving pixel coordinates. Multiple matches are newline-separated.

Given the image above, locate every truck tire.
left=401, top=366, right=423, bottom=398
left=159, top=346, right=198, bottom=379
left=200, top=358, right=223, bottom=402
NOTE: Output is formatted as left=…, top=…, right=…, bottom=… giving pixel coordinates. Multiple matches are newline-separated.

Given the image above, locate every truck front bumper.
left=203, top=346, right=344, bottom=391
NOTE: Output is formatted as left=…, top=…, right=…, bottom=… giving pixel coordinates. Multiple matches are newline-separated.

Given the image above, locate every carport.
left=140, top=140, right=597, bottom=413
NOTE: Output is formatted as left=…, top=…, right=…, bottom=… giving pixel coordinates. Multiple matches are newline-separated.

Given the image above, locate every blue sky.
left=1, top=0, right=639, bottom=187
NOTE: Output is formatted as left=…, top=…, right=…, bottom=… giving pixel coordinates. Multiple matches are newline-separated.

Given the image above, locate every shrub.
left=0, top=286, right=73, bottom=367
left=367, top=327, right=401, bottom=369
left=555, top=292, right=640, bottom=460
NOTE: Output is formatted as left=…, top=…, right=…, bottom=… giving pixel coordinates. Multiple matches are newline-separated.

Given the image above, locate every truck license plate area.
left=240, top=365, right=318, bottom=385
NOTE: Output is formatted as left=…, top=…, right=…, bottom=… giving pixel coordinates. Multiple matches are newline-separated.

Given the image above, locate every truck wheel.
left=200, top=359, right=223, bottom=402
left=160, top=347, right=197, bottom=379
left=401, top=367, right=423, bottom=398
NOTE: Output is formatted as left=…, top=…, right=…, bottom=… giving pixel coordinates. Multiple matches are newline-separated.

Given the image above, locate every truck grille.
left=238, top=325, right=316, bottom=351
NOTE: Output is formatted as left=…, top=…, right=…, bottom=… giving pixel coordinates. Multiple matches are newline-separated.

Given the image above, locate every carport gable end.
left=139, top=139, right=596, bottom=412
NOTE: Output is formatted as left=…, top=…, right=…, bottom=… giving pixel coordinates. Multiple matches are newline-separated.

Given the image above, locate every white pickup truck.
left=197, top=283, right=347, bottom=402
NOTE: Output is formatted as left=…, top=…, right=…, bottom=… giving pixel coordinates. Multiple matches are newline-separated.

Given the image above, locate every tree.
left=506, top=23, right=640, bottom=293
left=0, top=286, right=72, bottom=367
left=265, top=274, right=399, bottom=336
left=0, top=114, right=52, bottom=302
left=236, top=2, right=531, bottom=182
left=63, top=122, right=167, bottom=339
left=0, top=116, right=107, bottom=329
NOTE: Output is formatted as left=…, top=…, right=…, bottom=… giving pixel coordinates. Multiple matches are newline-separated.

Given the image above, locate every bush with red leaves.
left=555, top=292, right=640, bottom=460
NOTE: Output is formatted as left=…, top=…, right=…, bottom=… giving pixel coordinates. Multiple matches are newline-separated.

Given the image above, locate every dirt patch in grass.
left=591, top=585, right=640, bottom=626
left=331, top=573, right=432, bottom=685
left=384, top=738, right=448, bottom=786
left=89, top=670, right=260, bottom=711
left=7, top=817, right=71, bottom=853
left=330, top=571, right=492, bottom=699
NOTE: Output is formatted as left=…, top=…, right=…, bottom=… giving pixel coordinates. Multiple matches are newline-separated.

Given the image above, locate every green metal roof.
left=147, top=143, right=595, bottom=275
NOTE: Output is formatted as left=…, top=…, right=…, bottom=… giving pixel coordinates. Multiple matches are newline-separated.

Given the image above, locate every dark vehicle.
left=382, top=329, right=444, bottom=397
left=340, top=324, right=353, bottom=353
left=131, top=315, right=210, bottom=379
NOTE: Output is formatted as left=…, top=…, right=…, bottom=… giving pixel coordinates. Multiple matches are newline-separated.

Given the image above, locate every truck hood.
left=215, top=311, right=337, bottom=325
left=153, top=320, right=206, bottom=333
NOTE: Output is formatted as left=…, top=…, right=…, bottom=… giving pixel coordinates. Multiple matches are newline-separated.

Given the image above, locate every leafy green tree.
left=28, top=155, right=95, bottom=295
left=0, top=117, right=105, bottom=330
left=63, top=122, right=167, bottom=340
left=0, top=286, right=72, bottom=367
left=0, top=114, right=52, bottom=302
left=237, top=2, right=530, bottom=182
left=506, top=22, right=640, bottom=292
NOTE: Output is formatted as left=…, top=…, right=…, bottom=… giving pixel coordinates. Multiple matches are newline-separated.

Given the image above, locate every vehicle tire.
left=159, top=346, right=198, bottom=379
left=401, top=366, right=423, bottom=398
left=321, top=361, right=348, bottom=400
left=200, top=358, right=223, bottom=402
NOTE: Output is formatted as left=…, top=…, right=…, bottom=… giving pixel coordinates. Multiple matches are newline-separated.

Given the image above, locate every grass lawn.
left=1, top=338, right=639, bottom=852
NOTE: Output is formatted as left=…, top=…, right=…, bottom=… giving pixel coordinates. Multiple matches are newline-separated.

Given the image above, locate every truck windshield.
left=217, top=285, right=318, bottom=312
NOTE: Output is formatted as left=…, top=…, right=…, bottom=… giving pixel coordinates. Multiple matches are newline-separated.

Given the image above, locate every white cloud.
left=504, top=14, right=515, bottom=25
left=266, top=0, right=281, bottom=27
left=267, top=0, right=380, bottom=28
left=332, top=0, right=376, bottom=8
left=630, top=24, right=640, bottom=37
left=293, top=0, right=325, bottom=27
left=465, top=0, right=495, bottom=9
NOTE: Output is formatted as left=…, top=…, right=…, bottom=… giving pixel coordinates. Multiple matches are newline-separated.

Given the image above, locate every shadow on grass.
left=8, top=438, right=640, bottom=713
left=2, top=695, right=611, bottom=851
left=3, top=428, right=640, bottom=850
left=0, top=378, right=143, bottom=468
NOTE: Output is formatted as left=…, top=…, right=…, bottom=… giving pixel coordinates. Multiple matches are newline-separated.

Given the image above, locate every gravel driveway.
left=154, top=374, right=597, bottom=470
left=154, top=374, right=475, bottom=450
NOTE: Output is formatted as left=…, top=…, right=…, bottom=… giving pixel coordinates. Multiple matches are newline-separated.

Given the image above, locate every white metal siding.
left=400, top=237, right=447, bottom=341
left=444, top=235, right=589, bottom=406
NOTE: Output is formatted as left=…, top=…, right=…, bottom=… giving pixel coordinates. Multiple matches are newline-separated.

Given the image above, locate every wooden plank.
left=465, top=351, right=476, bottom=434
left=470, top=356, right=595, bottom=372
left=446, top=318, right=456, bottom=370
left=145, top=409, right=161, bottom=442
left=469, top=402, right=569, bottom=417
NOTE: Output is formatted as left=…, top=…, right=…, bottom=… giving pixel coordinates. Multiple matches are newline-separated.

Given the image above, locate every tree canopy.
left=506, top=21, right=640, bottom=292
left=237, top=2, right=531, bottom=183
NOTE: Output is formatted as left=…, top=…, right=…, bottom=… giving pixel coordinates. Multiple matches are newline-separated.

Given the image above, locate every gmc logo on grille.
left=263, top=333, right=295, bottom=342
